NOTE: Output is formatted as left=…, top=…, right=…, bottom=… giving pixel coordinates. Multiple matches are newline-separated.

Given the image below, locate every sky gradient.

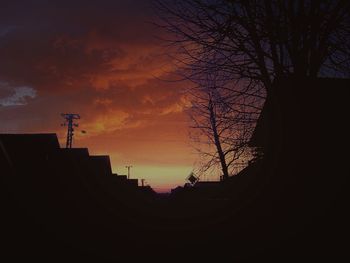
left=0, top=0, right=197, bottom=192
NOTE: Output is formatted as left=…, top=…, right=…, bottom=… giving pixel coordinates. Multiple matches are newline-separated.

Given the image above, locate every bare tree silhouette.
left=155, top=0, right=350, bottom=175
left=187, top=71, right=259, bottom=180
left=156, top=0, right=350, bottom=92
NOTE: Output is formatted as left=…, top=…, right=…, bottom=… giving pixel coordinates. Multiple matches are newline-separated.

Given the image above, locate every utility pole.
left=125, top=165, right=133, bottom=179
left=61, top=113, right=80, bottom=148
left=141, top=179, right=145, bottom=187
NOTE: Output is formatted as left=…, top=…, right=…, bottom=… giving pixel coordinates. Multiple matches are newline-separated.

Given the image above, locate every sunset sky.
left=0, top=0, right=201, bottom=192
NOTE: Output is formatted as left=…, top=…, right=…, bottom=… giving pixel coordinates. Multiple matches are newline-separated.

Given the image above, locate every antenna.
left=61, top=113, right=80, bottom=148
left=125, top=165, right=133, bottom=179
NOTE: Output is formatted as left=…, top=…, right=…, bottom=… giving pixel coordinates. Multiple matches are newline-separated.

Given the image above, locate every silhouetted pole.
left=141, top=179, right=145, bottom=187
left=61, top=113, right=80, bottom=148
left=125, top=165, right=133, bottom=179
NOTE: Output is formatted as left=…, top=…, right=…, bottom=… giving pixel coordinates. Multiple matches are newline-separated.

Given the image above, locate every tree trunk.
left=209, top=100, right=230, bottom=181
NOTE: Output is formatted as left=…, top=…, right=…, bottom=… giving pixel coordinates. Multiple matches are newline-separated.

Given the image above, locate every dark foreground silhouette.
left=1, top=77, right=348, bottom=262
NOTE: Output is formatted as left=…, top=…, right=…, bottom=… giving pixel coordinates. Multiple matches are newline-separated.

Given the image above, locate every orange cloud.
left=0, top=1, right=196, bottom=192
